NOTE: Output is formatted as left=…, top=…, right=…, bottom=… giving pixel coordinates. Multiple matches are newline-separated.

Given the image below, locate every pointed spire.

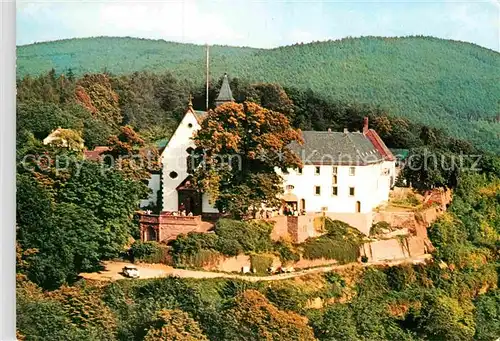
left=188, top=94, right=193, bottom=109
left=215, top=73, right=234, bottom=107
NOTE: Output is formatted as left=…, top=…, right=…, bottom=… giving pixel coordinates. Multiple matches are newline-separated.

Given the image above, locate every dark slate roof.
left=288, top=131, right=385, bottom=165
left=193, top=110, right=208, bottom=123
left=215, top=74, right=234, bottom=102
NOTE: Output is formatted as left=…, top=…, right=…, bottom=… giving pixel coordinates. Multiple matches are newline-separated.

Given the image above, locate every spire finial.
left=188, top=94, right=193, bottom=108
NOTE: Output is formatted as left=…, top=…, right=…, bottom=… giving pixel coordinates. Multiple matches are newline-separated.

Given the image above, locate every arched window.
left=356, top=201, right=361, bottom=213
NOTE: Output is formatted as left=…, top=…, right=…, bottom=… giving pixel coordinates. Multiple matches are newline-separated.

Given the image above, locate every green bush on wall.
left=250, top=254, right=274, bottom=274
left=129, top=241, right=164, bottom=263
left=301, top=219, right=364, bottom=264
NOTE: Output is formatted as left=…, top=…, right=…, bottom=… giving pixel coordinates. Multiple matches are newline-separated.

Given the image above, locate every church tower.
left=215, top=73, right=234, bottom=107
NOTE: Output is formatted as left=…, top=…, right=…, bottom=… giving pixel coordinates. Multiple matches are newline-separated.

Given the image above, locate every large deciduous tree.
left=193, top=101, right=303, bottom=218
left=144, top=309, right=208, bottom=341
left=75, top=74, right=122, bottom=126
left=226, top=290, right=317, bottom=341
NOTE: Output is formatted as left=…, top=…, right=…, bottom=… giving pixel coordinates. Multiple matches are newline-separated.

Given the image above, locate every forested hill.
left=17, top=36, right=500, bottom=152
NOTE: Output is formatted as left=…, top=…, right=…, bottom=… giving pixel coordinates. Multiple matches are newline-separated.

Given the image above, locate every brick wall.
left=140, top=213, right=203, bottom=243
left=158, top=215, right=202, bottom=242
left=265, top=216, right=290, bottom=241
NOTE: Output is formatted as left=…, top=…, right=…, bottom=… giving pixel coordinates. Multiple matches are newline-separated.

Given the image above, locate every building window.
left=169, top=171, right=178, bottom=179
left=315, top=186, right=321, bottom=195
left=297, top=168, right=303, bottom=174
left=356, top=201, right=361, bottom=213
left=315, top=167, right=321, bottom=175
left=332, top=186, right=338, bottom=196
left=286, top=185, right=294, bottom=191
left=349, top=167, right=356, bottom=176
left=187, top=123, right=193, bottom=128
left=349, top=187, right=355, bottom=196
left=333, top=175, right=337, bottom=185
left=332, top=166, right=338, bottom=174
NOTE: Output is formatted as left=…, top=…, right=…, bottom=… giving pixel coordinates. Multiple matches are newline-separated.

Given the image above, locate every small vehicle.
left=122, top=265, right=140, bottom=278
left=279, top=266, right=295, bottom=274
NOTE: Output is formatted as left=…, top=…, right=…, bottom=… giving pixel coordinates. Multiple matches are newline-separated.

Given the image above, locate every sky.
left=16, top=0, right=500, bottom=52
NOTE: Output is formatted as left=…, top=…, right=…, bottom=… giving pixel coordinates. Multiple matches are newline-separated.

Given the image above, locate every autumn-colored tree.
left=75, top=73, right=122, bottom=125
left=144, top=309, right=208, bottom=341
left=16, top=242, right=38, bottom=282
left=193, top=101, right=303, bottom=218
left=227, top=290, right=317, bottom=341
left=107, top=125, right=160, bottom=181
left=49, top=284, right=117, bottom=340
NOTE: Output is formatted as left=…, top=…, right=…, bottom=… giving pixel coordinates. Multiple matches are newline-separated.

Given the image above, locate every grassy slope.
left=17, top=36, right=500, bottom=152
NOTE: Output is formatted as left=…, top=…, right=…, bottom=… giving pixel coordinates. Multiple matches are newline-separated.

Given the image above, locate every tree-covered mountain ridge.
left=17, top=35, right=500, bottom=152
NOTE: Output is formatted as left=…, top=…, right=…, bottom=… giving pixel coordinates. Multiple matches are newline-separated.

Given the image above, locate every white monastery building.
left=142, top=74, right=396, bottom=220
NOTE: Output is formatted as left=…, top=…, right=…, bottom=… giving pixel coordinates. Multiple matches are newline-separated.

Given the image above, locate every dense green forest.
left=16, top=67, right=499, bottom=340
left=17, top=36, right=500, bottom=152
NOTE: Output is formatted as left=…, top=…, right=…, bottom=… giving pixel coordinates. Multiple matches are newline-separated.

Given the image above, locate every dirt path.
left=80, top=254, right=432, bottom=283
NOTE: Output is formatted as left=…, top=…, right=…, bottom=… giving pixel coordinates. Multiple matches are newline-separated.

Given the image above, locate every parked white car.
left=122, top=265, right=140, bottom=278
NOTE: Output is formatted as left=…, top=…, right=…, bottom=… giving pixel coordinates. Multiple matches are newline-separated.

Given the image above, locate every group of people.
left=283, top=204, right=304, bottom=216
left=254, top=204, right=306, bottom=219
left=171, top=210, right=193, bottom=217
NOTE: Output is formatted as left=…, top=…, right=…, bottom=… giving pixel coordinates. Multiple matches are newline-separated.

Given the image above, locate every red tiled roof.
left=83, top=146, right=111, bottom=161
left=364, top=129, right=395, bottom=161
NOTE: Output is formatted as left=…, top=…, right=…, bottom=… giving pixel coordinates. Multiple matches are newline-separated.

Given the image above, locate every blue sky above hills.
left=17, top=0, right=500, bottom=51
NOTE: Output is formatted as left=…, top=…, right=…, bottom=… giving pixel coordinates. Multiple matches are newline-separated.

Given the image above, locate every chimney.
left=343, top=128, right=348, bottom=134
left=363, top=117, right=369, bottom=134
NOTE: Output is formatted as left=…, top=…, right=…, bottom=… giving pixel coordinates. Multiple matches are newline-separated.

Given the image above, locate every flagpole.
left=205, top=43, right=209, bottom=111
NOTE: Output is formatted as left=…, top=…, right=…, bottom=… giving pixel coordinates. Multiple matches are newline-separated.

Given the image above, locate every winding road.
left=80, top=254, right=432, bottom=283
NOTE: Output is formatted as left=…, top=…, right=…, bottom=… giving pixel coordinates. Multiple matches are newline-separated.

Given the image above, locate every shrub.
left=417, top=293, right=476, bottom=341
left=273, top=239, right=300, bottom=264
left=474, top=289, right=500, bottom=341
left=169, top=232, right=219, bottom=265
left=250, top=254, right=274, bottom=274
left=215, top=219, right=274, bottom=255
left=385, top=264, right=418, bottom=291
left=370, top=221, right=391, bottom=236
left=302, top=237, right=360, bottom=263
left=324, top=219, right=364, bottom=242
left=301, top=219, right=364, bottom=264
left=323, top=272, right=346, bottom=298
left=184, top=249, right=221, bottom=268
left=265, top=281, right=309, bottom=313
left=311, top=304, right=359, bottom=341
left=129, top=241, right=162, bottom=263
